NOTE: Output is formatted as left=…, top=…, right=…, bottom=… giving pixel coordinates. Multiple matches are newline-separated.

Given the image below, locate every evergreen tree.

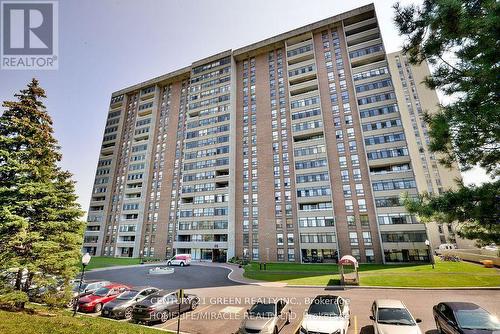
left=394, top=0, right=500, bottom=244
left=0, top=79, right=85, bottom=309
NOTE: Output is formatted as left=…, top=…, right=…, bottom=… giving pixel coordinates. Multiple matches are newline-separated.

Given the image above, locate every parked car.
left=370, top=299, right=422, bottom=334
left=166, top=254, right=191, bottom=266
left=77, top=283, right=129, bottom=313
left=101, top=286, right=159, bottom=319
left=131, top=289, right=199, bottom=324
left=298, top=295, right=350, bottom=334
left=433, top=302, right=500, bottom=333
left=435, top=244, right=457, bottom=255
left=67, top=280, right=111, bottom=308
left=238, top=299, right=291, bottom=334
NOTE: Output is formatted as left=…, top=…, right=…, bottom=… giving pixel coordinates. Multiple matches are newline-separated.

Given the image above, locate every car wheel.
left=180, top=262, right=185, bottom=267
left=124, top=307, right=133, bottom=319
left=67, top=298, right=75, bottom=308
left=167, top=261, right=171, bottom=266
left=94, top=303, right=103, bottom=313
left=160, top=311, right=170, bottom=323
left=190, top=300, right=199, bottom=311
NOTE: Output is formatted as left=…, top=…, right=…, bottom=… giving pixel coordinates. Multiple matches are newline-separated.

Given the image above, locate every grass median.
left=243, top=259, right=500, bottom=287
left=80, top=257, right=142, bottom=271
left=0, top=304, right=172, bottom=334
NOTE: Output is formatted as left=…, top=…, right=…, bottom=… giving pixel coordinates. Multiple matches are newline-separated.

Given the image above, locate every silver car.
left=370, top=299, right=422, bottom=334
left=239, top=300, right=291, bottom=334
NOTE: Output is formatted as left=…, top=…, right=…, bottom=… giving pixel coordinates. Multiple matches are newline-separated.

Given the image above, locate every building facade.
left=82, top=4, right=466, bottom=263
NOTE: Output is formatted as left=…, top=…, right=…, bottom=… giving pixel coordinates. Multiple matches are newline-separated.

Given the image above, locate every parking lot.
left=84, top=264, right=500, bottom=334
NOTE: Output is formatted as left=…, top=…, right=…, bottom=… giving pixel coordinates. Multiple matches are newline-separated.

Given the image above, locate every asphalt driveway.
left=85, top=263, right=239, bottom=290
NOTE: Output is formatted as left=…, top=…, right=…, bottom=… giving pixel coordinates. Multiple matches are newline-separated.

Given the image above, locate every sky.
left=0, top=0, right=491, bottom=213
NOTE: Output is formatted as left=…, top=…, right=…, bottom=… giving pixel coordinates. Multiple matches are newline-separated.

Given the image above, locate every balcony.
left=173, top=241, right=228, bottom=249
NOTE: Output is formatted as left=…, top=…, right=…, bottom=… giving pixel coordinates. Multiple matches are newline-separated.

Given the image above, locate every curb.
left=287, top=284, right=500, bottom=290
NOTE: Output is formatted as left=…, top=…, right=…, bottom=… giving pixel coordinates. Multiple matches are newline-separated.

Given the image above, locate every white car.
left=370, top=299, right=422, bottom=334
left=299, top=295, right=350, bottom=334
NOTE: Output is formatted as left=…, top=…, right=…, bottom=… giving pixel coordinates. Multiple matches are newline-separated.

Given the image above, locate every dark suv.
left=131, top=289, right=199, bottom=325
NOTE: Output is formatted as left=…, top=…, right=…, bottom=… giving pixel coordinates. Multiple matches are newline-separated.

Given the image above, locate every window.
left=355, top=183, right=364, bottom=195
left=339, top=156, right=347, bottom=168
left=287, top=233, right=294, bottom=245
left=349, top=232, right=359, bottom=246
left=358, top=199, right=367, bottom=212
left=345, top=200, right=354, bottom=212
left=277, top=233, right=284, bottom=246
left=365, top=249, right=375, bottom=262
left=363, top=231, right=372, bottom=245
left=343, top=184, right=351, bottom=197
left=347, top=215, right=356, bottom=227
left=360, top=214, right=369, bottom=227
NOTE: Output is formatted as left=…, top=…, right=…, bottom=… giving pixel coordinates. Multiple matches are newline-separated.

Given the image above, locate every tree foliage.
left=394, top=0, right=500, bottom=244
left=394, top=0, right=500, bottom=175
left=403, top=181, right=500, bottom=244
left=0, top=79, right=85, bottom=308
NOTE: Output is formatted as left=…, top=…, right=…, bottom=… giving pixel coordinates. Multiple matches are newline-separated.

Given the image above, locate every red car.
left=77, top=283, right=130, bottom=313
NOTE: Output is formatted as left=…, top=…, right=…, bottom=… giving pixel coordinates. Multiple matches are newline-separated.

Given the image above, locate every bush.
left=228, top=257, right=249, bottom=266
left=0, top=291, right=29, bottom=310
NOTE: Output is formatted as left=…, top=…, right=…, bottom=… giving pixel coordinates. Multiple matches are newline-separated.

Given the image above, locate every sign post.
left=177, top=288, right=184, bottom=334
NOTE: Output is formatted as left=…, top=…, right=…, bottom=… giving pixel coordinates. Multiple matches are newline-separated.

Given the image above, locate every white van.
left=435, top=243, right=456, bottom=254
left=166, top=254, right=191, bottom=267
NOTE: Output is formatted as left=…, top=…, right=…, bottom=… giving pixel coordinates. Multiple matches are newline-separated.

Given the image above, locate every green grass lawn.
left=83, top=257, right=142, bottom=271
left=244, top=259, right=500, bottom=287
left=0, top=305, right=172, bottom=334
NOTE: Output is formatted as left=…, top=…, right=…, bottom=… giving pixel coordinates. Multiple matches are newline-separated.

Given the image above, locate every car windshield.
left=249, top=303, right=276, bottom=317
left=93, top=287, right=110, bottom=297
left=117, top=290, right=139, bottom=300
left=308, top=298, right=341, bottom=316
left=72, top=282, right=87, bottom=292
left=455, top=309, right=500, bottom=330
left=377, top=308, right=415, bottom=325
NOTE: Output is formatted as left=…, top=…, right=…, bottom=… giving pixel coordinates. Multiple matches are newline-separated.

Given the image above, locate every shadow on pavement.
left=360, top=325, right=374, bottom=334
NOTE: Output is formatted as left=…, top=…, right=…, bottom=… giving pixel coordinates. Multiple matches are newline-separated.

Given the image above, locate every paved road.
left=85, top=264, right=500, bottom=334
left=159, top=285, right=500, bottom=334
left=85, top=264, right=238, bottom=290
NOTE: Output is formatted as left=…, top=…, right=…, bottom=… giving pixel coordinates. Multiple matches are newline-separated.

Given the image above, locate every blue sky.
left=0, top=0, right=489, bottom=213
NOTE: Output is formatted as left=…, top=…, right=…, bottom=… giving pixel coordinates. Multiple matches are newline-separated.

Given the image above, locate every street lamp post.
left=73, top=252, right=92, bottom=316
left=425, top=240, right=434, bottom=269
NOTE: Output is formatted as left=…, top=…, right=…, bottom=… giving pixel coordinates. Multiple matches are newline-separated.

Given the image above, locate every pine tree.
left=394, top=0, right=500, bottom=244
left=0, top=79, right=85, bottom=309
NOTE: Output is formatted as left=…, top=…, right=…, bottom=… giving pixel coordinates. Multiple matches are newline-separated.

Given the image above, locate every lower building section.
left=176, top=248, right=227, bottom=262
left=301, top=248, right=338, bottom=263
left=383, top=248, right=429, bottom=263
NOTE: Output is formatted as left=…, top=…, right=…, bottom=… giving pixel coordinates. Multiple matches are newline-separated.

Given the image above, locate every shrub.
left=0, top=291, right=29, bottom=310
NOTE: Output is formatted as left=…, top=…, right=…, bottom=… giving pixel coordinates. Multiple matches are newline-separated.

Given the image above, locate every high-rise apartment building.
left=82, top=4, right=465, bottom=263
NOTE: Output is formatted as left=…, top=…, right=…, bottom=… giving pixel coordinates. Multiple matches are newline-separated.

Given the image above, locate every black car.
left=101, top=286, right=159, bottom=319
left=67, top=280, right=111, bottom=308
left=131, top=289, right=199, bottom=325
left=433, top=302, right=500, bottom=333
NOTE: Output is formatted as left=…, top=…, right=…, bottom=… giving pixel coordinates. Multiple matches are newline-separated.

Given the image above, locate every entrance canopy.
left=338, top=255, right=359, bottom=285
left=339, top=255, right=358, bottom=268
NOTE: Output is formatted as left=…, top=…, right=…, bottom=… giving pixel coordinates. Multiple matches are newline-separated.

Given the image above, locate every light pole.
left=425, top=240, right=434, bottom=269
left=73, top=252, right=91, bottom=316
